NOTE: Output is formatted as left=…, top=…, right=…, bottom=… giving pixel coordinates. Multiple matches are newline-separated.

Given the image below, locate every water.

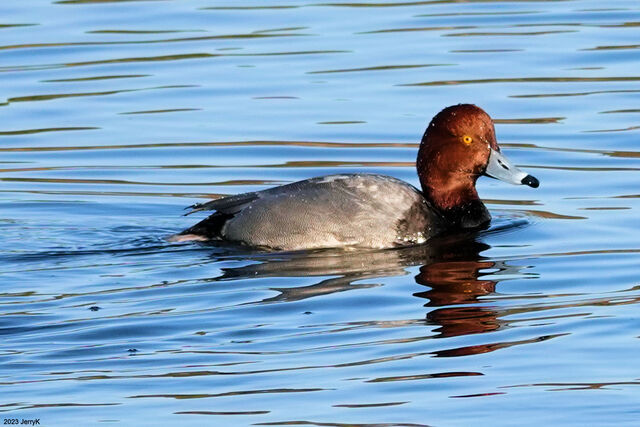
left=1, top=0, right=639, bottom=425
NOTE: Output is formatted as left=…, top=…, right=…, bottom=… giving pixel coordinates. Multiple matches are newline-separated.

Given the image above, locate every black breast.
left=395, top=198, right=491, bottom=245
left=443, top=199, right=491, bottom=231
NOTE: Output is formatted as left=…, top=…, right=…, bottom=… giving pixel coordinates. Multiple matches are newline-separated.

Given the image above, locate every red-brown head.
left=417, top=104, right=538, bottom=212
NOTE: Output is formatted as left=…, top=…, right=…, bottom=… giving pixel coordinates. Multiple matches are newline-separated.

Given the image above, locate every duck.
left=170, top=104, right=539, bottom=250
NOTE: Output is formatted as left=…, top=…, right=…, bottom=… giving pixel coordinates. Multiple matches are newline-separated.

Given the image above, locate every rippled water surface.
left=2, top=0, right=640, bottom=425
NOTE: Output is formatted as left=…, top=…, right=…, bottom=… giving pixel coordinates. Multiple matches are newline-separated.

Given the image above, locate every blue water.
left=1, top=1, right=639, bottom=425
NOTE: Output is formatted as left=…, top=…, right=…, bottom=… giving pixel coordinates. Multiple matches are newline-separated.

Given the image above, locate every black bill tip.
left=521, top=174, right=539, bottom=188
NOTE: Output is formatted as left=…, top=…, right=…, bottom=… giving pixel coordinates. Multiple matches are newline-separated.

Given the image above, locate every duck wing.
left=185, top=175, right=351, bottom=215
left=185, top=192, right=260, bottom=216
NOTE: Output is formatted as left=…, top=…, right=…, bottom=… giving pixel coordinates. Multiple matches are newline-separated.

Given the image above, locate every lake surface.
left=1, top=0, right=639, bottom=425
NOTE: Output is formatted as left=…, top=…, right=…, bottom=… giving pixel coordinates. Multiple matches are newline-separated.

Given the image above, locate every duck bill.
left=484, top=148, right=539, bottom=188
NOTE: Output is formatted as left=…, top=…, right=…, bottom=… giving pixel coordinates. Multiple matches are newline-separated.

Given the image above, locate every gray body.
left=179, top=174, right=446, bottom=250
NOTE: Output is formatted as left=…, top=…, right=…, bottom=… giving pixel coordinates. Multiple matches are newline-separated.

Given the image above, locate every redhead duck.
left=171, top=104, right=539, bottom=250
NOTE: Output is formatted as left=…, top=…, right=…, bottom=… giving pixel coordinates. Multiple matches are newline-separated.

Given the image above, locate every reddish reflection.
left=213, top=234, right=509, bottom=357
left=414, top=240, right=501, bottom=341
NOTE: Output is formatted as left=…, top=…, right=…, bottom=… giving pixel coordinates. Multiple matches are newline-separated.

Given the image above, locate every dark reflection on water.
left=416, top=241, right=500, bottom=338
left=214, top=233, right=492, bottom=303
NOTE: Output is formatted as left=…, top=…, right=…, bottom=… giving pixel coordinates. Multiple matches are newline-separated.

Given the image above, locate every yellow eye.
left=462, top=135, right=473, bottom=145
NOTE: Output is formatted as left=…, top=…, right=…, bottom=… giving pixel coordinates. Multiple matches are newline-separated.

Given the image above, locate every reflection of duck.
left=213, top=233, right=493, bottom=307
left=209, top=232, right=533, bottom=357
left=415, top=248, right=500, bottom=339
left=214, top=243, right=443, bottom=303
left=172, top=104, right=539, bottom=250
left=413, top=239, right=509, bottom=356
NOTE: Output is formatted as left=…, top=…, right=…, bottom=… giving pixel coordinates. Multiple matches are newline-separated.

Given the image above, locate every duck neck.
left=420, top=172, right=491, bottom=230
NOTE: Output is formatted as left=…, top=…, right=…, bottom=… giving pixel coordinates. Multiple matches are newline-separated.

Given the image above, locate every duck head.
left=417, top=104, right=539, bottom=218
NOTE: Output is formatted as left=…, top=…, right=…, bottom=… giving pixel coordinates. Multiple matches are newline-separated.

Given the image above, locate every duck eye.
left=462, top=135, right=473, bottom=145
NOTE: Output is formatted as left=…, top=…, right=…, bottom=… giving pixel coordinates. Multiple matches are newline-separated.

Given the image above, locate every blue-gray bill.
left=484, top=147, right=539, bottom=188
